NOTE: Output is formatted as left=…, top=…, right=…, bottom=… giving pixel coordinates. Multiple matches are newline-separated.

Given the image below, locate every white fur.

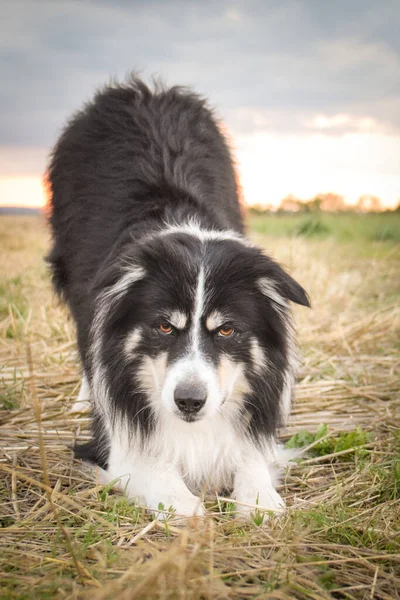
left=280, top=372, right=294, bottom=424
left=192, top=266, right=205, bottom=353
left=280, top=325, right=299, bottom=423
left=103, top=266, right=146, bottom=303
left=70, top=374, right=91, bottom=413
left=167, top=310, right=187, bottom=330
left=234, top=451, right=285, bottom=517
left=160, top=355, right=221, bottom=419
left=138, top=352, right=167, bottom=399
left=206, top=309, right=226, bottom=331
left=255, top=280, right=299, bottom=424
left=257, top=277, right=287, bottom=310
left=218, top=355, right=251, bottom=409
left=101, top=421, right=205, bottom=517
left=124, top=327, right=142, bottom=360
left=101, top=414, right=284, bottom=517
left=250, top=337, right=269, bottom=375
left=156, top=218, right=252, bottom=247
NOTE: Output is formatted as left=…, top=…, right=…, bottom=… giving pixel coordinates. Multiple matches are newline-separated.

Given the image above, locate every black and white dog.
left=47, top=76, right=309, bottom=518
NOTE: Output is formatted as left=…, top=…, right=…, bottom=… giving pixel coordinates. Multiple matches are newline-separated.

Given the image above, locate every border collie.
left=47, top=76, right=310, bottom=518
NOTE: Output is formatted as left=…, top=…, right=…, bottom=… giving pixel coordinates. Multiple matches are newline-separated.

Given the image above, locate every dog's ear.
left=257, top=259, right=311, bottom=308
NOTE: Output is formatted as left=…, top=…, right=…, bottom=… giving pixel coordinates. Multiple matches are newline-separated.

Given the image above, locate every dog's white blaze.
left=159, top=264, right=221, bottom=416
left=157, top=266, right=254, bottom=421
left=168, top=310, right=187, bottom=330
left=124, top=328, right=142, bottom=360
left=192, top=266, right=205, bottom=354
left=250, top=338, right=268, bottom=374
left=206, top=310, right=225, bottom=331
left=257, top=277, right=287, bottom=309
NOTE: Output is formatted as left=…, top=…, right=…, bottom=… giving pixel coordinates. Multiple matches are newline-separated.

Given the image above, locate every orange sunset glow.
left=1, top=128, right=399, bottom=211
left=0, top=177, right=44, bottom=209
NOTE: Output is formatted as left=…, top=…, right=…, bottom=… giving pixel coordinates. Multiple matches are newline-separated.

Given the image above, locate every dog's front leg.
left=104, top=449, right=204, bottom=518
left=233, top=455, right=285, bottom=519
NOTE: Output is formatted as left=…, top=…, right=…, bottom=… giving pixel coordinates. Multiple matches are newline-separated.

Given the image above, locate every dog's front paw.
left=148, top=491, right=205, bottom=519
left=234, top=485, right=285, bottom=519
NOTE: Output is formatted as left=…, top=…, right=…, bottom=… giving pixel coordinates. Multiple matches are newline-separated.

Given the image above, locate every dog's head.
left=89, top=223, right=310, bottom=438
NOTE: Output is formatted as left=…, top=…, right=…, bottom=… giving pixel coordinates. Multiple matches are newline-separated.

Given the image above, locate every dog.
left=46, top=76, right=310, bottom=518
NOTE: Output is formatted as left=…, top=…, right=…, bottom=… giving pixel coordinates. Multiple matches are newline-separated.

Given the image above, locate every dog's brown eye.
left=218, top=325, right=234, bottom=337
left=159, top=323, right=173, bottom=334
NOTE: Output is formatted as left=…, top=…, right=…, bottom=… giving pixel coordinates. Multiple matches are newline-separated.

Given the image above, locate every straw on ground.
left=0, top=214, right=399, bottom=599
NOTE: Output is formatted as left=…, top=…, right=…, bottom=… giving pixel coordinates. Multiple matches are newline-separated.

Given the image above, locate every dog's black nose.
left=174, top=382, right=207, bottom=415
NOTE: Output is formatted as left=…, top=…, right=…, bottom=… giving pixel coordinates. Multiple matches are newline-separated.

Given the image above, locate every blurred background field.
left=248, top=209, right=400, bottom=243
left=0, top=212, right=399, bottom=599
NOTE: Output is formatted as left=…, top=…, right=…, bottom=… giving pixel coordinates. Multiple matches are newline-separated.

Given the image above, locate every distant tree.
left=248, top=203, right=268, bottom=215
left=356, top=195, right=383, bottom=212
left=263, top=203, right=276, bottom=213
left=278, top=194, right=302, bottom=212
left=315, top=193, right=346, bottom=212
left=302, top=197, right=322, bottom=213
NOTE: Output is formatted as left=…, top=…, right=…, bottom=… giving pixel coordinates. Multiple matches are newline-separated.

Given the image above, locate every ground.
left=0, top=213, right=399, bottom=599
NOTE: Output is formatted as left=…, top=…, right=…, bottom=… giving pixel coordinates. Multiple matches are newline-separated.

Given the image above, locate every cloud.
left=0, top=147, right=48, bottom=176
left=0, top=0, right=400, bottom=177
left=224, top=8, right=243, bottom=22
left=225, top=104, right=400, bottom=138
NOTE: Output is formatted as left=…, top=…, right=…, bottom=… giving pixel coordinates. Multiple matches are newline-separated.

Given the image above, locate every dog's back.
left=47, top=77, right=243, bottom=317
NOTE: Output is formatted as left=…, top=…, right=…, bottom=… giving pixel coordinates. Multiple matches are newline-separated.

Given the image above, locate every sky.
left=1, top=0, right=400, bottom=209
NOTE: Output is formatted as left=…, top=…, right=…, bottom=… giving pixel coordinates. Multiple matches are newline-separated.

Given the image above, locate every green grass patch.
left=248, top=211, right=400, bottom=243
left=0, top=275, right=28, bottom=338
left=0, top=366, right=24, bottom=409
left=292, top=216, right=331, bottom=238
left=372, top=434, right=400, bottom=501
left=295, top=504, right=398, bottom=552
left=285, top=424, right=372, bottom=460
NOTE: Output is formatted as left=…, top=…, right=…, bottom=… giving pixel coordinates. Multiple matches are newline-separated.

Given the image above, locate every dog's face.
left=91, top=225, right=309, bottom=436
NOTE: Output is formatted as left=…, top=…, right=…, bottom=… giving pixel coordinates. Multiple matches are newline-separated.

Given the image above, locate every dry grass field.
left=0, top=214, right=399, bottom=599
